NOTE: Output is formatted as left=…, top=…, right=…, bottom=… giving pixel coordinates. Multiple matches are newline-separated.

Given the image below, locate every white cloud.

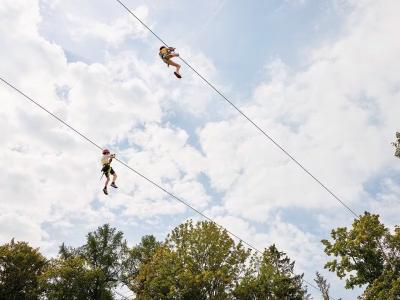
left=66, top=5, right=149, bottom=46
left=368, top=178, right=400, bottom=228
left=210, top=213, right=330, bottom=289
left=195, top=2, right=400, bottom=296
left=285, top=0, right=307, bottom=6
left=0, top=212, right=51, bottom=250
left=0, top=0, right=216, bottom=253
left=200, top=0, right=400, bottom=223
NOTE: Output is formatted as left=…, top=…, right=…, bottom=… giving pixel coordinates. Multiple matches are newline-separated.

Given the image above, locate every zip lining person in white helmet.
left=101, top=149, right=118, bottom=195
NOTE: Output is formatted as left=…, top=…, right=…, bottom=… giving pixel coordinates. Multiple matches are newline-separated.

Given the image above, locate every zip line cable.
left=0, top=77, right=256, bottom=248
left=1, top=76, right=331, bottom=298
left=114, top=0, right=359, bottom=219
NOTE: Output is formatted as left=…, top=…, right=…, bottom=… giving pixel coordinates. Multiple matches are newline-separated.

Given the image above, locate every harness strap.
left=101, top=163, right=110, bottom=173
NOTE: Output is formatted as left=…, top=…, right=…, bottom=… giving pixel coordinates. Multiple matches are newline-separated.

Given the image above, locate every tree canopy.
left=0, top=239, right=46, bottom=300
left=128, top=220, right=309, bottom=299
left=2, top=213, right=398, bottom=299
left=41, top=224, right=128, bottom=300
left=322, top=212, right=400, bottom=299
left=234, top=245, right=309, bottom=300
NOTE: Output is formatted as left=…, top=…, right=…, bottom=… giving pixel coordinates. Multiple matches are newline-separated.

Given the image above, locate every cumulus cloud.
left=197, top=2, right=400, bottom=296
left=0, top=0, right=216, bottom=253
left=66, top=6, right=149, bottom=46
left=200, top=0, right=400, bottom=222
left=0, top=213, right=49, bottom=246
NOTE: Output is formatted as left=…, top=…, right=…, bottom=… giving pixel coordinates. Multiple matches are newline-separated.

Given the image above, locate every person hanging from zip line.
left=159, top=46, right=182, bottom=78
left=392, top=132, right=400, bottom=158
left=101, top=149, right=118, bottom=195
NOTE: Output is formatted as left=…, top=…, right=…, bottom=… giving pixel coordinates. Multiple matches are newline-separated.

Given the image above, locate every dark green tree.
left=234, top=245, right=309, bottom=300
left=40, top=256, right=101, bottom=300
left=51, top=224, right=128, bottom=300
left=81, top=224, right=127, bottom=299
left=0, top=239, right=46, bottom=300
left=322, top=212, right=400, bottom=299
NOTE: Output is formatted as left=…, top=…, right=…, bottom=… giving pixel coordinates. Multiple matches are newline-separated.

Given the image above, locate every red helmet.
left=102, top=149, right=110, bottom=155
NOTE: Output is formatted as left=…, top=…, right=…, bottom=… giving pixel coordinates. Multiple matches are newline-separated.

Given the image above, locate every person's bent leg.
left=168, top=60, right=181, bottom=76
left=104, top=175, right=110, bottom=188
left=110, top=169, right=118, bottom=188
left=103, top=174, right=110, bottom=195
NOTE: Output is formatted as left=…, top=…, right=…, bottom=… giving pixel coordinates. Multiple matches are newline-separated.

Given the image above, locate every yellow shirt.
left=101, top=154, right=111, bottom=165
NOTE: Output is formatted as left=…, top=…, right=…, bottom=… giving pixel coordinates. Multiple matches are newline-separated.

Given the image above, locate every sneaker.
left=111, top=182, right=118, bottom=188
left=103, top=187, right=108, bottom=195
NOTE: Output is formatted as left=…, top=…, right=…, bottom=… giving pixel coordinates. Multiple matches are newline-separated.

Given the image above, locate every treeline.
left=0, top=213, right=399, bottom=299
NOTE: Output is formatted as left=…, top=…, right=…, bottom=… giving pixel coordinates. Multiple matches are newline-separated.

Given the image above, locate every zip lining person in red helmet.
left=101, top=149, right=118, bottom=195
left=159, top=46, right=182, bottom=78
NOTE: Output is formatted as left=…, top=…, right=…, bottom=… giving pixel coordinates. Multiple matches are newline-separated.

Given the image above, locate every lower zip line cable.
left=1, top=76, right=332, bottom=299
left=114, top=0, right=359, bottom=219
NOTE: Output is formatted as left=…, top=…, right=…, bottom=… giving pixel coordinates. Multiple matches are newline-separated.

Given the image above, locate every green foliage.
left=0, top=219, right=319, bottom=299
left=360, top=268, right=400, bottom=299
left=133, top=245, right=183, bottom=299
left=81, top=224, right=127, bottom=286
left=123, top=235, right=161, bottom=291
left=39, top=256, right=102, bottom=300
left=167, top=220, right=250, bottom=299
left=43, top=224, right=128, bottom=300
left=72, top=224, right=127, bottom=299
left=234, top=245, right=309, bottom=300
left=0, top=239, right=46, bottom=300
left=130, top=220, right=251, bottom=299
left=322, top=212, right=400, bottom=299
left=129, top=220, right=309, bottom=299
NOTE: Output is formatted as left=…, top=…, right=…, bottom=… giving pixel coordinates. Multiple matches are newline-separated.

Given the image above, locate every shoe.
left=111, top=182, right=118, bottom=188
left=103, top=187, right=108, bottom=195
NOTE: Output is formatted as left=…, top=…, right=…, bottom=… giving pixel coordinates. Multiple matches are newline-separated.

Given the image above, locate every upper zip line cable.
left=1, top=76, right=335, bottom=299
left=114, top=0, right=359, bottom=219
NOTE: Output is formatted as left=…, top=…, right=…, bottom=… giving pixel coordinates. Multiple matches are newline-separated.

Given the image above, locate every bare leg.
left=168, top=60, right=181, bottom=75
left=112, top=173, right=117, bottom=183
left=165, top=54, right=181, bottom=75
left=104, top=175, right=110, bottom=188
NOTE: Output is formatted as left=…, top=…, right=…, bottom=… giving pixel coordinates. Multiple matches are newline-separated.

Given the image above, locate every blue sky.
left=1, top=0, right=400, bottom=299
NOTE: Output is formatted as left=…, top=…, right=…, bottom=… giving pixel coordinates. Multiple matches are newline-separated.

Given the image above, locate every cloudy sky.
left=1, top=0, right=400, bottom=298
